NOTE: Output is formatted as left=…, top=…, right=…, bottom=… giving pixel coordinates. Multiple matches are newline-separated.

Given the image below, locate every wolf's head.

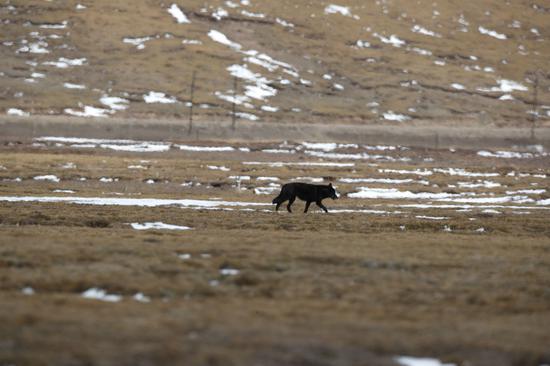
left=327, top=183, right=338, bottom=199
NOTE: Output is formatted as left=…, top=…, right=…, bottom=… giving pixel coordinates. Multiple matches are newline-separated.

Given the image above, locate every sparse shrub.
left=234, top=273, right=260, bottom=286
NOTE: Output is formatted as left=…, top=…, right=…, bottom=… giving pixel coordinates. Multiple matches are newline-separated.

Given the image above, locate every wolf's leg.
left=287, top=196, right=295, bottom=213
left=274, top=193, right=288, bottom=211
left=304, top=201, right=311, bottom=213
left=316, top=200, right=328, bottom=213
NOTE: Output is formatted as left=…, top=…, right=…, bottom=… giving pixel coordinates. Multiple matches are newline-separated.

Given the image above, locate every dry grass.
left=1, top=140, right=550, bottom=365
left=1, top=222, right=549, bottom=366
left=1, top=0, right=549, bottom=125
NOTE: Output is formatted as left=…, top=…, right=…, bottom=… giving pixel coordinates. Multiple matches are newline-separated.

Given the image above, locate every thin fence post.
left=188, top=71, right=196, bottom=135
left=231, top=76, right=237, bottom=130
left=530, top=71, right=539, bottom=141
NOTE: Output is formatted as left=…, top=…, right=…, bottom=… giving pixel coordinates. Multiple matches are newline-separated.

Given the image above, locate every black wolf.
left=272, top=182, right=338, bottom=213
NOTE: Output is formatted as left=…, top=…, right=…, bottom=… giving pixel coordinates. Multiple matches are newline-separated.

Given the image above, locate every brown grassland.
left=2, top=0, right=549, bottom=125
left=2, top=0, right=550, bottom=364
left=0, top=139, right=549, bottom=366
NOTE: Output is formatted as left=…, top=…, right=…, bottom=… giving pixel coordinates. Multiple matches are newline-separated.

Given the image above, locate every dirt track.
left=2, top=115, right=550, bottom=150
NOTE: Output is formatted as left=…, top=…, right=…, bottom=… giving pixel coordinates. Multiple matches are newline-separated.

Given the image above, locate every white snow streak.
left=130, top=222, right=191, bottom=230
left=81, top=288, right=122, bottom=302
left=478, top=26, right=506, bottom=40
left=168, top=4, right=190, bottom=24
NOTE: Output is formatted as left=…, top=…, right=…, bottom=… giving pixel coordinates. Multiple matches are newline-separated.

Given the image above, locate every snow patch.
left=81, top=288, right=122, bottom=302
left=241, top=10, right=265, bottom=18
left=478, top=26, right=506, bottom=40
left=379, top=168, right=433, bottom=176
left=411, top=25, right=441, bottom=37
left=53, top=189, right=75, bottom=194
left=39, top=21, right=68, bottom=29
left=457, top=181, right=501, bottom=189
left=305, top=142, right=339, bottom=151
left=7, top=108, right=30, bottom=117
left=325, top=5, right=352, bottom=17
left=292, top=177, right=324, bottom=183
left=207, top=165, right=230, bottom=171
left=355, top=40, right=371, bottom=48
left=348, top=187, right=463, bottom=200
left=101, top=143, right=169, bottom=152
left=176, top=144, right=235, bottom=152
left=416, top=216, right=449, bottom=220
left=477, top=150, right=535, bottom=159
left=305, top=150, right=410, bottom=162
left=100, top=96, right=129, bottom=111
left=257, top=176, right=280, bottom=181
left=262, top=149, right=295, bottom=154
left=182, top=39, right=202, bottom=45
left=235, top=112, right=260, bottom=121
left=63, top=82, right=86, bottom=89
left=276, top=18, right=294, bottom=28
left=227, top=64, right=277, bottom=100
left=0, top=196, right=267, bottom=209
left=143, top=91, right=177, bottom=104
left=505, top=189, right=545, bottom=195
left=229, top=175, right=251, bottom=181
left=133, top=293, right=151, bottom=303
left=43, top=57, right=86, bottom=68
left=478, top=79, right=528, bottom=93
left=244, top=161, right=354, bottom=168
left=433, top=168, right=499, bottom=177
left=21, top=287, right=35, bottom=295
left=17, top=42, right=49, bottom=54
left=261, top=105, right=279, bottom=112
left=339, top=178, right=426, bottom=185
left=383, top=111, right=410, bottom=121
left=130, top=222, right=192, bottom=230
left=212, top=7, right=228, bottom=21
left=208, top=30, right=241, bottom=50
left=64, top=105, right=111, bottom=118
left=410, top=47, right=432, bottom=56
left=395, top=356, right=455, bottom=366
left=254, top=185, right=280, bottom=195
left=220, top=268, right=240, bottom=276
left=373, top=33, right=406, bottom=47
left=33, top=175, right=60, bottom=183
left=168, top=4, right=190, bottom=24
left=123, top=36, right=153, bottom=49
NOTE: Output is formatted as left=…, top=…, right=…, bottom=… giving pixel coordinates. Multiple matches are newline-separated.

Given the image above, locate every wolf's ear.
left=328, top=183, right=332, bottom=187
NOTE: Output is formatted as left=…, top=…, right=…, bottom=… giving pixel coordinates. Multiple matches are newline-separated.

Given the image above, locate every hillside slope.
left=1, top=0, right=549, bottom=127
